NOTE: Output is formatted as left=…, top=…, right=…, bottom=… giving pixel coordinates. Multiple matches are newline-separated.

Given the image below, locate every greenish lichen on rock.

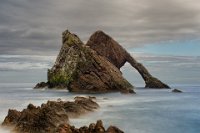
left=35, top=30, right=135, bottom=94
left=48, top=69, right=71, bottom=88
left=47, top=30, right=83, bottom=88
left=35, top=29, right=170, bottom=93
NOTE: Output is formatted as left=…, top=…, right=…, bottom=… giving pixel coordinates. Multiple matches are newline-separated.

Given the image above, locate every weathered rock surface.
left=106, top=125, right=124, bottom=133
left=86, top=31, right=170, bottom=89
left=172, top=89, right=182, bottom=93
left=35, top=30, right=134, bottom=94
left=2, top=96, right=99, bottom=133
left=56, top=120, right=124, bottom=133
left=34, top=81, right=48, bottom=89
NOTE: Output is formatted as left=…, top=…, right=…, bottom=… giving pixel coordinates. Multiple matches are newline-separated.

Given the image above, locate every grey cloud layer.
left=0, top=0, right=200, bottom=55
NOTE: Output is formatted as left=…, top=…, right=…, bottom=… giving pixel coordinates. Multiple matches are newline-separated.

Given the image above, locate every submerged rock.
left=172, top=89, right=182, bottom=93
left=2, top=96, right=99, bottom=133
left=86, top=31, right=170, bottom=89
left=35, top=30, right=134, bottom=94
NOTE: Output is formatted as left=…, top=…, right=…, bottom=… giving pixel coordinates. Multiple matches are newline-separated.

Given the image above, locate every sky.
left=0, top=0, right=200, bottom=55
left=0, top=0, right=200, bottom=85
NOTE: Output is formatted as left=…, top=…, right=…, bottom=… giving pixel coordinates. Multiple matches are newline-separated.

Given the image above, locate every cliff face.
left=44, top=30, right=134, bottom=93
left=86, top=31, right=170, bottom=88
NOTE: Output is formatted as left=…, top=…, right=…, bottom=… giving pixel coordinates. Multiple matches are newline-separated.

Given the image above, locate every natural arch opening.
left=121, top=62, right=145, bottom=87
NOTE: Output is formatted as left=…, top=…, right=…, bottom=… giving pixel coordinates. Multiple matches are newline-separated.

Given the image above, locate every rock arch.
left=35, top=30, right=170, bottom=92
left=86, top=31, right=170, bottom=88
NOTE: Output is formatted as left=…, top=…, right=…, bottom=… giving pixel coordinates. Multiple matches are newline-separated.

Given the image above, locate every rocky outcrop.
left=2, top=97, right=99, bottom=133
left=56, top=120, right=124, bottom=133
left=35, top=30, right=134, bottom=94
left=34, top=81, right=48, bottom=88
left=35, top=29, right=170, bottom=91
left=86, top=31, right=170, bottom=89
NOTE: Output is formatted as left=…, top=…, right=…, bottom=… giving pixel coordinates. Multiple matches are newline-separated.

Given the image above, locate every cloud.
left=0, top=55, right=56, bottom=71
left=0, top=0, right=200, bottom=55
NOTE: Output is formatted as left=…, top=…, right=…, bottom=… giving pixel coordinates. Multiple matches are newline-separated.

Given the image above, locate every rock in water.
left=56, top=120, right=124, bottom=133
left=36, top=30, right=134, bottom=93
left=86, top=31, right=170, bottom=89
left=2, top=97, right=99, bottom=133
left=2, top=97, right=124, bottom=133
left=34, top=81, right=48, bottom=89
left=172, top=89, right=182, bottom=93
left=107, top=126, right=124, bottom=133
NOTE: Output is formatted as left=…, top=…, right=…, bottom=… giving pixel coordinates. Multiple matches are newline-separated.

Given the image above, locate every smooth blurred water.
left=0, top=82, right=200, bottom=133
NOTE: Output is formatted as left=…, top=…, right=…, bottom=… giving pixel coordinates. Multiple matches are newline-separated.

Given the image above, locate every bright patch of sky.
left=133, top=40, right=200, bottom=56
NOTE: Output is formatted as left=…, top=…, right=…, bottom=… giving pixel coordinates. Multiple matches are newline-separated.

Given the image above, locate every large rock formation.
left=35, top=30, right=134, bottom=93
left=86, top=31, right=170, bottom=89
left=35, top=29, right=170, bottom=91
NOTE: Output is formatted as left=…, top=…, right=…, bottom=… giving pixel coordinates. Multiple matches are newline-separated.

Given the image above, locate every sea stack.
left=86, top=31, right=170, bottom=89
left=35, top=30, right=134, bottom=94
left=35, top=30, right=170, bottom=92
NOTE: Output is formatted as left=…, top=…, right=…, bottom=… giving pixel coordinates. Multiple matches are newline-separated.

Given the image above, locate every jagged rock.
left=56, top=124, right=72, bottom=133
left=106, top=126, right=124, bottom=133
left=172, top=89, right=182, bottom=93
left=2, top=97, right=124, bottom=133
left=35, top=30, right=134, bottom=94
left=95, top=120, right=106, bottom=133
left=34, top=81, right=48, bottom=88
left=2, top=96, right=99, bottom=133
left=56, top=120, right=124, bottom=133
left=2, top=109, right=21, bottom=126
left=86, top=30, right=170, bottom=89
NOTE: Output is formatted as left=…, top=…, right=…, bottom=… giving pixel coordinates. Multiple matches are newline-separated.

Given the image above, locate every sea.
left=0, top=54, right=200, bottom=133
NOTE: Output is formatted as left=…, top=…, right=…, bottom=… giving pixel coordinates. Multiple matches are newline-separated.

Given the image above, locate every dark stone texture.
left=86, top=30, right=170, bottom=89
left=35, top=30, right=135, bottom=94
left=2, top=96, right=99, bottom=133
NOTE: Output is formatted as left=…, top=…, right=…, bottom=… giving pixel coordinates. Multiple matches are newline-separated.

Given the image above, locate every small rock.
left=56, top=124, right=72, bottom=133
left=95, top=120, right=105, bottom=133
left=27, top=103, right=37, bottom=110
left=172, top=89, right=182, bottom=93
left=2, top=109, right=21, bottom=126
left=106, top=126, right=124, bottom=133
left=79, top=126, right=89, bottom=132
left=57, top=98, right=62, bottom=102
left=89, top=96, right=96, bottom=100
left=34, top=82, right=48, bottom=88
left=89, top=123, right=96, bottom=131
